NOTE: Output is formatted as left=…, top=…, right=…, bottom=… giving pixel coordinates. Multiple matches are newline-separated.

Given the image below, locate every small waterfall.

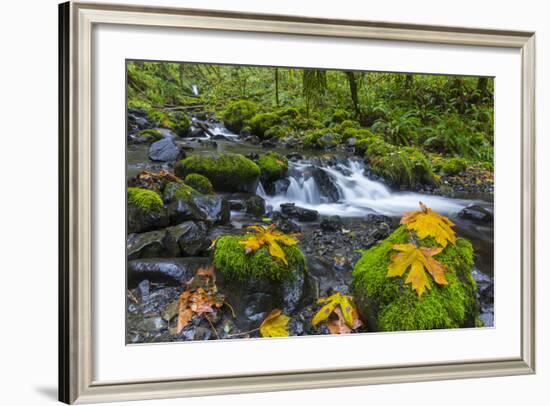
left=261, top=158, right=472, bottom=218
left=191, top=84, right=199, bottom=96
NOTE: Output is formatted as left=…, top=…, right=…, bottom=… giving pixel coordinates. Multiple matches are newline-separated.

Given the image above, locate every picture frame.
left=59, top=1, right=536, bottom=404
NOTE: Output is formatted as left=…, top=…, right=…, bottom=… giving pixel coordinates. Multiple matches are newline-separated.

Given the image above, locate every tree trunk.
left=275, top=68, right=280, bottom=107
left=345, top=71, right=360, bottom=118
left=477, top=77, right=489, bottom=97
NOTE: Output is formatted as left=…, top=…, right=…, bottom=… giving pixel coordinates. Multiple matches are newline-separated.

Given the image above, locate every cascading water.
left=261, top=159, right=475, bottom=218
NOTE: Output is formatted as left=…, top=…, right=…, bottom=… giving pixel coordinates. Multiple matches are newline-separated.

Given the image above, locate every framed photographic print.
left=59, top=1, right=536, bottom=404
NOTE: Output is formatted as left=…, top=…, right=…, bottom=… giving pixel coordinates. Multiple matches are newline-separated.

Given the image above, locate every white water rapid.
left=259, top=159, right=474, bottom=218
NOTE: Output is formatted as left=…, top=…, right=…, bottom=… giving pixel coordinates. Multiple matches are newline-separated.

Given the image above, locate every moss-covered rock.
left=174, top=153, right=260, bottom=193
left=368, top=146, right=437, bottom=188
left=258, top=152, right=289, bottom=182
left=128, top=187, right=164, bottom=213
left=331, top=108, right=349, bottom=124
left=163, top=182, right=230, bottom=225
left=352, top=226, right=479, bottom=332
left=147, top=109, right=172, bottom=128
left=183, top=173, right=214, bottom=194
left=441, top=157, right=468, bottom=176
left=171, top=111, right=190, bottom=137
left=221, top=100, right=258, bottom=132
left=263, top=125, right=291, bottom=140
left=127, top=187, right=168, bottom=233
left=214, top=235, right=306, bottom=282
left=302, top=129, right=342, bottom=149
left=276, top=107, right=300, bottom=119
left=247, top=112, right=281, bottom=138
left=137, top=128, right=163, bottom=143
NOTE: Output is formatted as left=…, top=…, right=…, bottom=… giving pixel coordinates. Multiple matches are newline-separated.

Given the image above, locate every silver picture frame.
left=59, top=1, right=536, bottom=403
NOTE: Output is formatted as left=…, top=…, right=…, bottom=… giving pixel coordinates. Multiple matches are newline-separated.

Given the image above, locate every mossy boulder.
left=302, top=129, right=342, bottom=149
left=137, top=129, right=163, bottom=143
left=163, top=182, right=230, bottom=225
left=367, top=145, right=437, bottom=188
left=174, top=153, right=260, bottom=193
left=331, top=108, right=349, bottom=124
left=264, top=125, right=291, bottom=140
left=127, top=187, right=169, bottom=233
left=171, top=111, right=191, bottom=137
left=247, top=112, right=281, bottom=138
left=258, top=152, right=289, bottom=182
left=213, top=234, right=310, bottom=316
left=221, top=100, right=258, bottom=132
left=184, top=173, right=214, bottom=194
left=352, top=226, right=479, bottom=332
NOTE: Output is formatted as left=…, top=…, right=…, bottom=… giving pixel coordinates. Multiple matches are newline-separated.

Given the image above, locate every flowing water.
left=127, top=122, right=494, bottom=326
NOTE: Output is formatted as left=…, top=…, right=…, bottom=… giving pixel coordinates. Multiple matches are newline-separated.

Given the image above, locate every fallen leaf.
left=401, top=202, right=456, bottom=247
left=387, top=243, right=449, bottom=296
left=239, top=224, right=299, bottom=265
left=312, top=292, right=363, bottom=333
left=260, top=309, right=290, bottom=338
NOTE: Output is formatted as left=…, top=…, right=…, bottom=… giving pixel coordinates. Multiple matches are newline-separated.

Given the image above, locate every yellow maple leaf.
left=401, top=202, right=456, bottom=247
left=260, top=309, right=290, bottom=337
left=387, top=243, right=449, bottom=296
left=312, top=292, right=362, bottom=332
left=239, top=224, right=299, bottom=265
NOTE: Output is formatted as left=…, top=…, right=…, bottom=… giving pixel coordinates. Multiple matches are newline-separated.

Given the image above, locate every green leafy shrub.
left=441, top=157, right=468, bottom=176
left=221, top=100, right=258, bottom=132
left=352, top=226, right=478, bottom=331
left=183, top=173, right=214, bottom=194
left=331, top=108, right=349, bottom=124
left=264, top=125, right=291, bottom=139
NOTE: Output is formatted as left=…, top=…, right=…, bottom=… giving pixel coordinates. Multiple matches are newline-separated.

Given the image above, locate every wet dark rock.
left=240, top=128, right=252, bottom=138
left=128, top=113, right=152, bottom=130
left=319, top=133, right=337, bottom=150
left=459, top=204, right=493, bottom=223
left=197, top=139, right=218, bottom=148
left=187, top=125, right=205, bottom=138
left=286, top=153, right=303, bottom=161
left=243, top=135, right=260, bottom=144
left=127, top=257, right=211, bottom=287
left=320, top=215, right=342, bottom=232
left=246, top=152, right=259, bottom=161
left=244, top=195, right=266, bottom=217
left=244, top=293, right=273, bottom=324
left=280, top=203, right=319, bottom=222
left=148, top=138, right=185, bottom=162
left=347, top=137, right=357, bottom=147
left=127, top=205, right=169, bottom=234
left=281, top=270, right=306, bottom=314
left=166, top=199, right=205, bottom=225
left=166, top=221, right=210, bottom=256
left=274, top=217, right=302, bottom=234
left=311, top=167, right=340, bottom=202
left=193, top=195, right=231, bottom=225
left=261, top=140, right=277, bottom=148
left=228, top=199, right=245, bottom=211
left=212, top=134, right=230, bottom=140
left=127, top=229, right=178, bottom=260
left=137, top=280, right=151, bottom=302
left=264, top=178, right=290, bottom=195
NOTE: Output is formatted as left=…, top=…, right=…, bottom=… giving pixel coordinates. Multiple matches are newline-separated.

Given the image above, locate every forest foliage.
left=128, top=61, right=494, bottom=170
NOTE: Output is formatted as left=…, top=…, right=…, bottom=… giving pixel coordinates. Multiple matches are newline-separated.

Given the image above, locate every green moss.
left=264, top=125, right=291, bottom=140
left=302, top=129, right=342, bottom=149
left=276, top=107, right=300, bottom=119
left=183, top=173, right=214, bottom=194
left=171, top=111, right=190, bottom=137
left=128, top=187, right=163, bottom=214
left=369, top=146, right=437, bottom=188
left=147, top=109, right=173, bottom=128
left=213, top=235, right=306, bottom=282
left=128, top=99, right=151, bottom=110
left=174, top=153, right=260, bottom=193
left=221, top=100, right=258, bottom=132
left=258, top=152, right=289, bottom=182
left=162, top=182, right=201, bottom=203
left=247, top=112, right=281, bottom=138
left=441, top=157, right=468, bottom=176
left=352, top=226, right=478, bottom=332
left=331, top=108, right=349, bottom=124
left=138, top=129, right=162, bottom=141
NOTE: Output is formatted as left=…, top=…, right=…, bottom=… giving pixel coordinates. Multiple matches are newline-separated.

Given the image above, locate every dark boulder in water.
left=280, top=203, right=319, bottom=222
left=148, top=138, right=185, bottom=162
left=127, top=257, right=211, bottom=287
left=459, top=204, right=493, bottom=223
